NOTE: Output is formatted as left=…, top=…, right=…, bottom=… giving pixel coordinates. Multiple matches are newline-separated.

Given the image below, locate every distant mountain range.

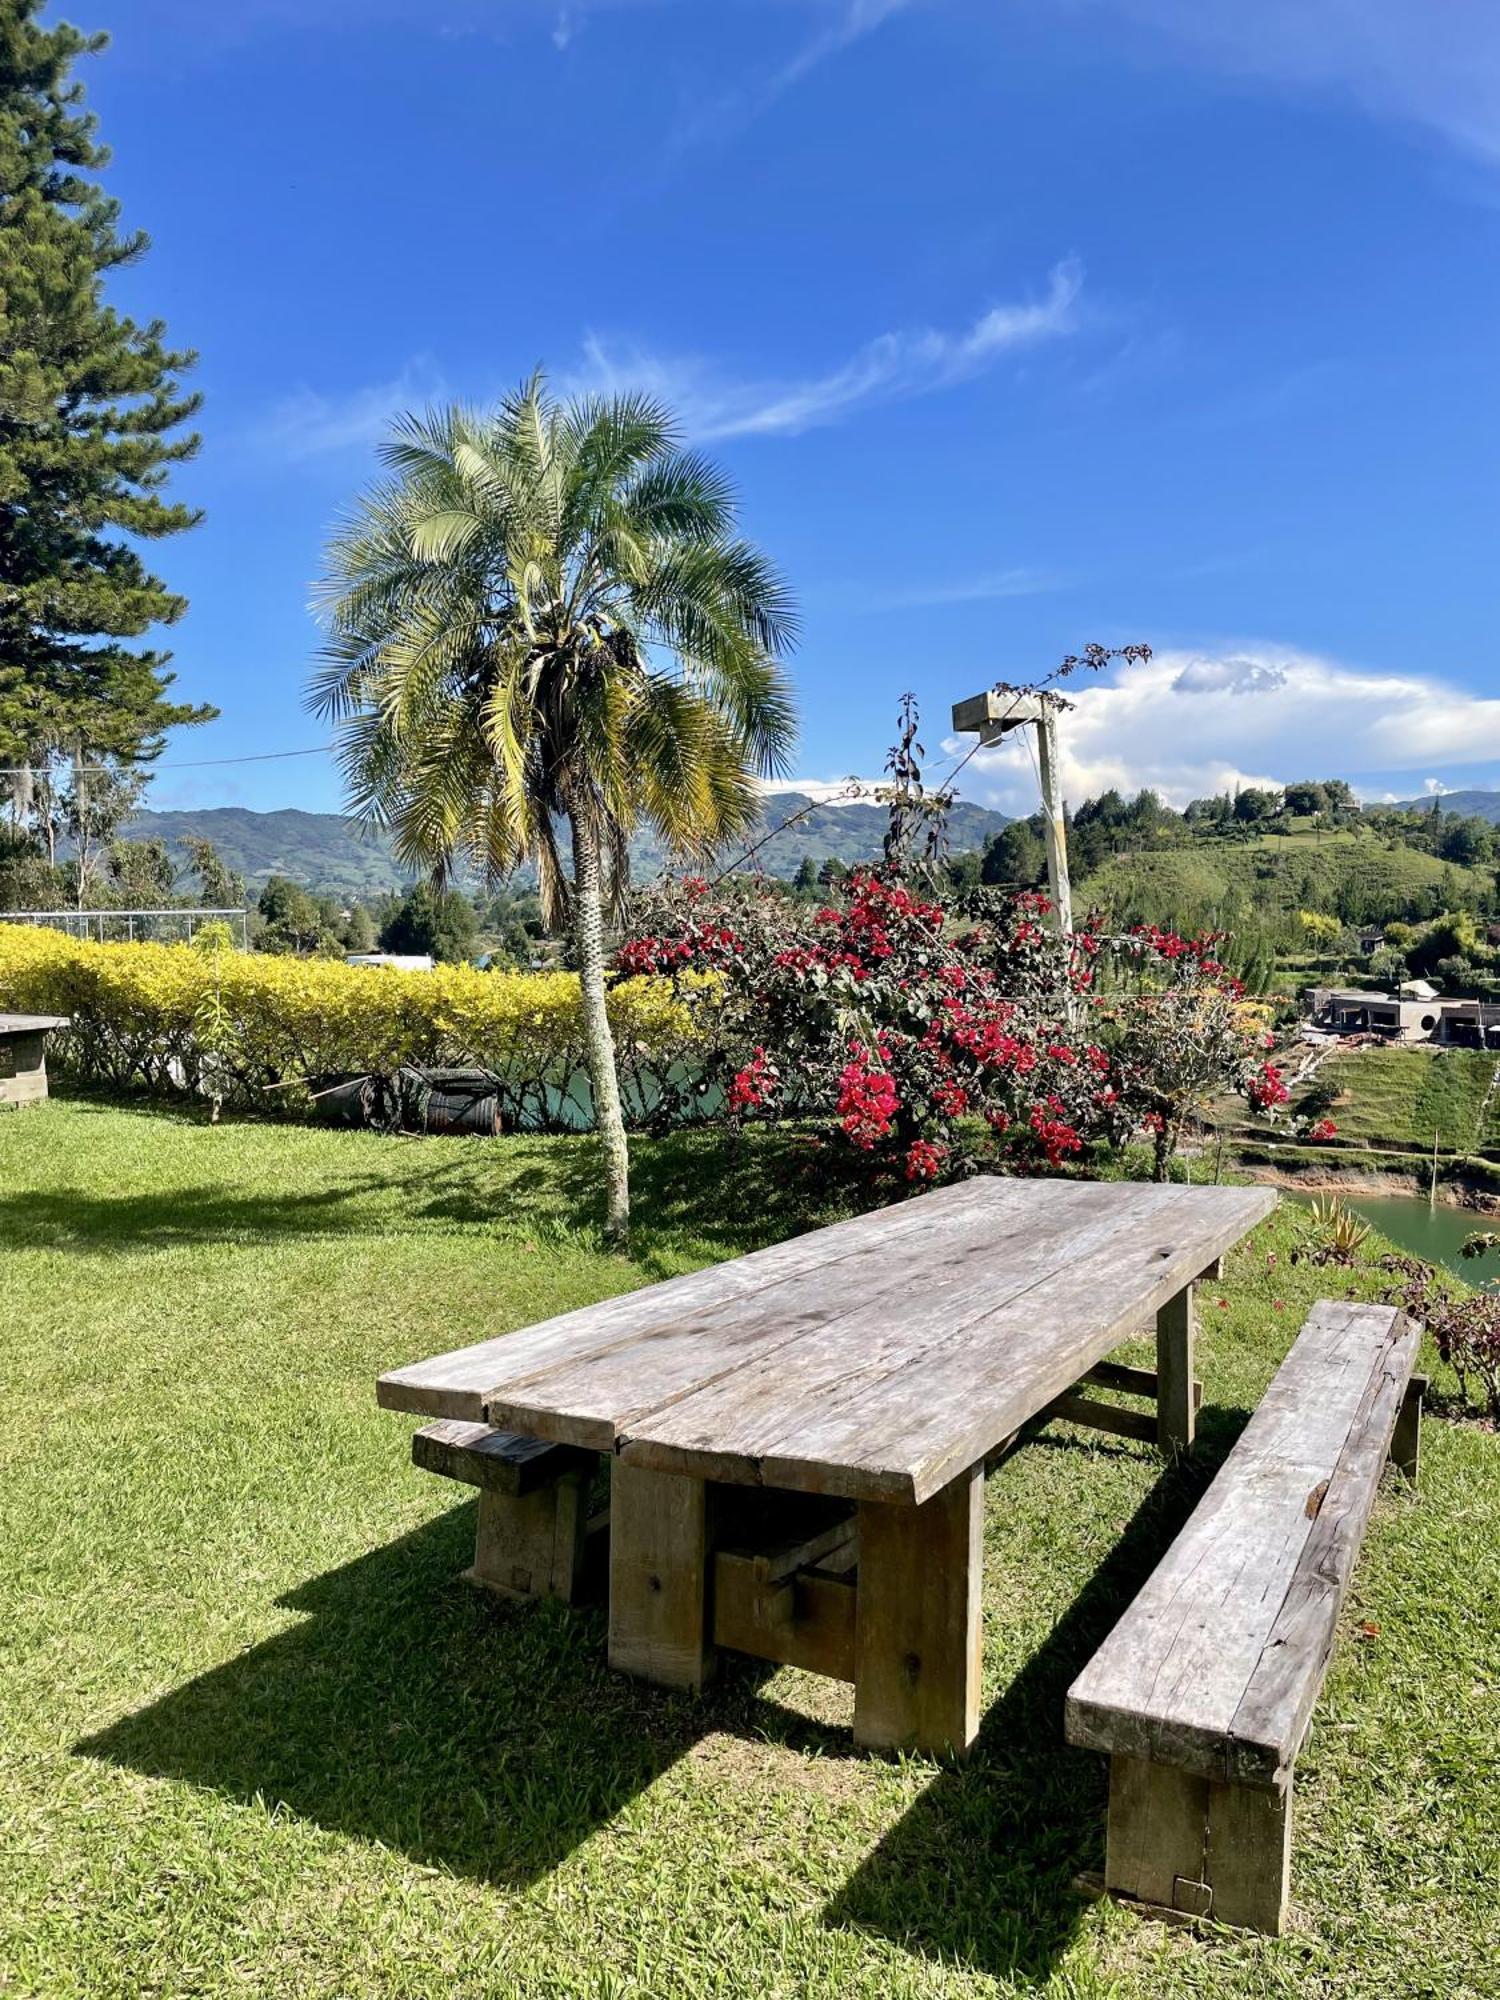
left=1389, top=790, right=1500, bottom=823
left=126, top=794, right=1013, bottom=899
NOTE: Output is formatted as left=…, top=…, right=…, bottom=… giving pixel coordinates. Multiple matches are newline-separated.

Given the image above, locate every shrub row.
left=0, top=925, right=702, bottom=1130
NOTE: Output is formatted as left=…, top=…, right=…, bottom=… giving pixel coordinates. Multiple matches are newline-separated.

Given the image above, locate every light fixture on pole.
left=950, top=688, right=1072, bottom=937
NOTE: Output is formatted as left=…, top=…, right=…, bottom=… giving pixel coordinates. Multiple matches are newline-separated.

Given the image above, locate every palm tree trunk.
left=569, top=808, right=631, bottom=1246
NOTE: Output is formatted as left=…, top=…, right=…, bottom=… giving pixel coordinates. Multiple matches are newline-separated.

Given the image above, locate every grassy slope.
left=1298, top=1047, right=1498, bottom=1153
left=1080, top=832, right=1492, bottom=934
left=3, top=1099, right=1498, bottom=1999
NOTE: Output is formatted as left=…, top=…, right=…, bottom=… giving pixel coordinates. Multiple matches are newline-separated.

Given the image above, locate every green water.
left=1291, top=1190, right=1495, bottom=1285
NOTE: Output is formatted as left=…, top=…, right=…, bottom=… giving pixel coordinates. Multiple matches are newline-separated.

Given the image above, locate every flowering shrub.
left=1381, top=1255, right=1500, bottom=1424
left=1306, top=1117, right=1339, bottom=1144
left=617, top=872, right=1276, bottom=1182
left=0, top=923, right=699, bottom=1129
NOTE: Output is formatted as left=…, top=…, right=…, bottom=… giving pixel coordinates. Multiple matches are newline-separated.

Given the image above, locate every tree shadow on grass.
left=75, top=1502, right=794, bottom=1888
left=823, top=1409, right=1251, bottom=1985
left=2, top=1124, right=858, bottom=1269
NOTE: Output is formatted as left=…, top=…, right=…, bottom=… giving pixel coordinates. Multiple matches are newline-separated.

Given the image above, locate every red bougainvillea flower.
left=1247, top=1061, right=1290, bottom=1112
left=904, top=1138, right=946, bottom=1182
left=727, top=1047, right=777, bottom=1114
left=1307, top=1117, right=1338, bottom=1143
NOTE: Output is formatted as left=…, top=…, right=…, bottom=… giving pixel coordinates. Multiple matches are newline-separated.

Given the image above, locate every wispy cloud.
left=672, top=0, right=913, bottom=149
left=254, top=356, right=447, bottom=461
left=869, top=567, right=1070, bottom=610
left=562, top=259, right=1083, bottom=440
left=948, top=643, right=1500, bottom=813
left=1074, top=0, right=1500, bottom=165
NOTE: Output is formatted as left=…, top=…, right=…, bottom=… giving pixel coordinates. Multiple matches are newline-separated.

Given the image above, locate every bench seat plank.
left=411, top=1419, right=595, bottom=1496
left=1067, top=1301, right=1421, bottom=1789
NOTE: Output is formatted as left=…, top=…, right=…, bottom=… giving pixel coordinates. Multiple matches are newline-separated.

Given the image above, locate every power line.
left=0, top=745, right=334, bottom=776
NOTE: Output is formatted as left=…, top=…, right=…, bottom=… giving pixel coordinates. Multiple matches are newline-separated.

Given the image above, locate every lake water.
left=1289, top=1189, right=1495, bottom=1285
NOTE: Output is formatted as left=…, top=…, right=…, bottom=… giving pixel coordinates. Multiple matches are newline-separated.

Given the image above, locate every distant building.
left=1355, top=926, right=1385, bottom=956
left=1311, top=983, right=1500, bottom=1046
left=345, top=952, right=435, bottom=972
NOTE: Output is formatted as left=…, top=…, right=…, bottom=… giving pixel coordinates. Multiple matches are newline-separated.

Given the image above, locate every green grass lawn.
left=4, top=1097, right=1499, bottom=1998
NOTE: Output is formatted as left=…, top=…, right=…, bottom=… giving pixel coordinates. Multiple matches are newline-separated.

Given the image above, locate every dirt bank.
left=1234, top=1161, right=1500, bottom=1212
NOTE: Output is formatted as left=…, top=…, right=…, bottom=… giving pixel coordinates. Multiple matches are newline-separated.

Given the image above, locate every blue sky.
left=82, top=0, right=1500, bottom=817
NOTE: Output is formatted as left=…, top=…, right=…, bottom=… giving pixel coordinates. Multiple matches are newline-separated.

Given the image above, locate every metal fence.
left=0, top=907, right=250, bottom=948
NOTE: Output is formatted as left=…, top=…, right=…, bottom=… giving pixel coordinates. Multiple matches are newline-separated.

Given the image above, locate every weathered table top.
left=379, top=1179, right=1275, bottom=1505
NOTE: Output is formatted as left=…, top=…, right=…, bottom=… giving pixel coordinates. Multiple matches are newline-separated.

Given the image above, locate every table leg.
left=1156, top=1282, right=1197, bottom=1455
left=853, top=1461, right=983, bottom=1756
left=608, top=1460, right=716, bottom=1691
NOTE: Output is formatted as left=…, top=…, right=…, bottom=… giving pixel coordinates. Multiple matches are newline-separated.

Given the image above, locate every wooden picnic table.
left=380, top=1177, right=1275, bottom=1753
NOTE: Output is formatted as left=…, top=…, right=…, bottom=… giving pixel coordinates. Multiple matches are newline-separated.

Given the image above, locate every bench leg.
left=608, top=1461, right=716, bottom=1691
left=853, top=1461, right=984, bottom=1756
left=1103, top=1754, right=1291, bottom=1935
left=1156, top=1282, right=1197, bottom=1455
left=1390, top=1375, right=1425, bottom=1485
left=1207, top=1773, right=1292, bottom=1934
left=465, top=1469, right=591, bottom=1602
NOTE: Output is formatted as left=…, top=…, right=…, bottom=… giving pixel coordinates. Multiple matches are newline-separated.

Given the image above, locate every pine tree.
left=0, top=1, right=214, bottom=811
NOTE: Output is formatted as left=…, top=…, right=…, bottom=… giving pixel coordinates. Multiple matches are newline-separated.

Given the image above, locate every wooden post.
left=1207, top=1776, right=1292, bottom=1934
left=1105, top=1754, right=1208, bottom=1911
left=1033, top=705, right=1072, bottom=940
left=465, top=1468, right=591, bottom=1602
left=608, top=1461, right=716, bottom=1691
left=853, top=1460, right=984, bottom=1756
left=1102, top=1755, right=1291, bottom=1934
left=1390, top=1374, right=1426, bottom=1484
left=1156, top=1282, right=1196, bottom=1455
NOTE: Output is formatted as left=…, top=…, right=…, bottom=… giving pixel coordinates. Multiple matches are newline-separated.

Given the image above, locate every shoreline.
left=1232, top=1160, right=1500, bottom=1212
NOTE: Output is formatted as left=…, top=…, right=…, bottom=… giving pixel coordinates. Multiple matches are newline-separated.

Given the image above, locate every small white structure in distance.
left=345, top=952, right=435, bottom=972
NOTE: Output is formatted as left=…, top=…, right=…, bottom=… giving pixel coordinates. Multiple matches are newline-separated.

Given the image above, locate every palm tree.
left=310, top=375, right=798, bottom=1244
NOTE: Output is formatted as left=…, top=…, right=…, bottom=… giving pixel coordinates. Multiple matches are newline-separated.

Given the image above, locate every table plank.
left=379, top=1179, right=1275, bottom=1506
left=484, top=1177, right=1101, bottom=1453
left=622, top=1185, right=1273, bottom=1501
left=379, top=1176, right=1019, bottom=1428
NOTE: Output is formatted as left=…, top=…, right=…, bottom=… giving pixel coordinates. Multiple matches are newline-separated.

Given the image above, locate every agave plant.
left=1302, top=1193, right=1371, bottom=1265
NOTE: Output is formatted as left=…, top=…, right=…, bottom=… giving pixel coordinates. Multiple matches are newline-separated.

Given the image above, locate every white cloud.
left=563, top=260, right=1083, bottom=440
left=760, top=776, right=886, bottom=804
left=867, top=567, right=1069, bottom=610
left=1071, top=0, right=1500, bottom=165
left=552, top=8, right=576, bottom=50
left=947, top=644, right=1500, bottom=814
left=1422, top=776, right=1453, bottom=795
left=671, top=0, right=912, bottom=149
left=255, top=357, right=448, bottom=461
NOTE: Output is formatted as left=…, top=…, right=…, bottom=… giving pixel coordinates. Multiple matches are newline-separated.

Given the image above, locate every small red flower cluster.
left=904, top=1138, right=947, bottom=1182
left=1029, top=1098, right=1083, bottom=1166
left=1306, top=1116, right=1338, bottom=1143
left=836, top=1048, right=901, bottom=1149
left=617, top=918, right=743, bottom=977
left=727, top=1047, right=777, bottom=1113
left=1247, top=1060, right=1290, bottom=1111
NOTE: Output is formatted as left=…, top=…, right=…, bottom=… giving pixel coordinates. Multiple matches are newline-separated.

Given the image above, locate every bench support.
left=1104, top=1754, right=1291, bottom=1935
left=1390, top=1374, right=1426, bottom=1483
left=854, top=1461, right=983, bottom=1756
left=465, top=1470, right=592, bottom=1603
left=1155, top=1282, right=1197, bottom=1454
left=608, top=1461, right=717, bottom=1691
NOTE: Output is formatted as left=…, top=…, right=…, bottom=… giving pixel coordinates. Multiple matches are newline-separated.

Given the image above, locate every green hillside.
left=1296, top=1046, right=1498, bottom=1154
left=1079, top=833, right=1493, bottom=937
left=126, top=794, right=1012, bottom=898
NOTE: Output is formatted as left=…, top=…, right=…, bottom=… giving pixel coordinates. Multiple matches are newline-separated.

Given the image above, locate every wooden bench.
left=411, top=1420, right=603, bottom=1603
left=1065, top=1299, right=1425, bottom=1934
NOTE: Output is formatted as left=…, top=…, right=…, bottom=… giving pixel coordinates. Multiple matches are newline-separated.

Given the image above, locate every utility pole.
left=951, top=688, right=1073, bottom=937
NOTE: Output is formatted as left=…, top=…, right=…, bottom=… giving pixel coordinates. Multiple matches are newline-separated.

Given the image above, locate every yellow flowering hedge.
left=0, top=924, right=703, bottom=1129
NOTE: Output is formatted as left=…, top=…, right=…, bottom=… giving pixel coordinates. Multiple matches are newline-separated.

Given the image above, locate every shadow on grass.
left=823, top=1408, right=1250, bottom=1984
left=1, top=1122, right=858, bottom=1271
left=76, top=1502, right=797, bottom=1889
left=78, top=1414, right=1252, bottom=1975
